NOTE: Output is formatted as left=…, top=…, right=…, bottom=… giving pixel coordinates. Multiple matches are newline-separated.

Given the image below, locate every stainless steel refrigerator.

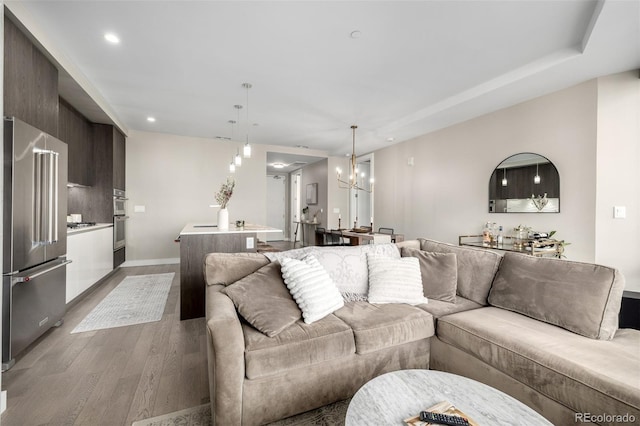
left=2, top=117, right=70, bottom=371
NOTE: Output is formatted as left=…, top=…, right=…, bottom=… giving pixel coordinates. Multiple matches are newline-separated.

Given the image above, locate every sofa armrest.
left=206, top=285, right=245, bottom=426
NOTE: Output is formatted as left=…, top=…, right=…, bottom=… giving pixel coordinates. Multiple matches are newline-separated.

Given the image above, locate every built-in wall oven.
left=113, top=189, right=128, bottom=267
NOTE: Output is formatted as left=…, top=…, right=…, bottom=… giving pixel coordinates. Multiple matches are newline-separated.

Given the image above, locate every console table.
left=178, top=223, right=281, bottom=320
left=459, top=235, right=562, bottom=257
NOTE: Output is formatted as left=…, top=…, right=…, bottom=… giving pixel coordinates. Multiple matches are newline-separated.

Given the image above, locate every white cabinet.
left=67, top=226, right=113, bottom=303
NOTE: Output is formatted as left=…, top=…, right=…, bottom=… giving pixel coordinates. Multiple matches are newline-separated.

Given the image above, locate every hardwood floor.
left=1, top=264, right=209, bottom=426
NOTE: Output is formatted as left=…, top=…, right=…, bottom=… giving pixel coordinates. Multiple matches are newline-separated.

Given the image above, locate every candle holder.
left=370, top=222, right=374, bottom=234
left=338, top=218, right=342, bottom=230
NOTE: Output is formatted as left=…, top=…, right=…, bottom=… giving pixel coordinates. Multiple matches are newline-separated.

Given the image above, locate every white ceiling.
left=7, top=1, right=640, bottom=157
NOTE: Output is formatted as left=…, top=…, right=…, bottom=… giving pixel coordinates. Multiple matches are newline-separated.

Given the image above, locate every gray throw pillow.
left=222, top=262, right=301, bottom=337
left=401, top=247, right=457, bottom=303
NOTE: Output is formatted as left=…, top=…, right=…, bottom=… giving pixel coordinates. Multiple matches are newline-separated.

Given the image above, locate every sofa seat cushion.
left=243, top=314, right=355, bottom=379
left=437, top=307, right=640, bottom=415
left=333, top=302, right=434, bottom=354
left=416, top=296, right=482, bottom=321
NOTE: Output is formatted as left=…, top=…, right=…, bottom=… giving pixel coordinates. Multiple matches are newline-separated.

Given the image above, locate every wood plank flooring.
left=0, top=264, right=209, bottom=426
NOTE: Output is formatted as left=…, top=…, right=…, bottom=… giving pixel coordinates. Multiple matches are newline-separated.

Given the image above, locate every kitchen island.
left=179, top=223, right=281, bottom=320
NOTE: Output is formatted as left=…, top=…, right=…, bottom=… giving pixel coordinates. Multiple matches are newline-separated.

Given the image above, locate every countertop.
left=67, top=223, right=113, bottom=236
left=180, top=223, right=281, bottom=236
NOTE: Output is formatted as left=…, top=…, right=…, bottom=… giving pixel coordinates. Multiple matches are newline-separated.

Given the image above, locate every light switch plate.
left=333, top=208, right=340, bottom=214
left=246, top=237, right=255, bottom=249
left=614, top=206, right=626, bottom=219
left=134, top=205, right=146, bottom=213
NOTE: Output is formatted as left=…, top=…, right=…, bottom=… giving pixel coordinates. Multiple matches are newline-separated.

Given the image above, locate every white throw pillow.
left=280, top=255, right=344, bottom=324
left=366, top=253, right=428, bottom=305
left=267, top=243, right=400, bottom=301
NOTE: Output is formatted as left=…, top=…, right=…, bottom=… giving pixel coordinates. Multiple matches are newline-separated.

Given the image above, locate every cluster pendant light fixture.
left=242, top=83, right=252, bottom=159
left=226, top=84, right=254, bottom=173
left=336, top=125, right=373, bottom=192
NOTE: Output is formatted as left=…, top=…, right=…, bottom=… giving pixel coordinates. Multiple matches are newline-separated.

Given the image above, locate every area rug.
left=132, top=399, right=349, bottom=426
left=71, top=273, right=174, bottom=334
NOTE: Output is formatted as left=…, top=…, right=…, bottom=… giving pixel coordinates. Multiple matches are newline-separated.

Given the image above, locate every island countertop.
left=179, top=223, right=282, bottom=236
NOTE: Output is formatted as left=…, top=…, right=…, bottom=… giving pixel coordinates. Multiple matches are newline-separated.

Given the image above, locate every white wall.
left=125, top=131, right=328, bottom=262
left=374, top=80, right=599, bottom=263
left=595, top=71, right=640, bottom=291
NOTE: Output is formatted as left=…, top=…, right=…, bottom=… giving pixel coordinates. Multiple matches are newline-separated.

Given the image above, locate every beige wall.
left=595, top=71, right=640, bottom=291
left=374, top=80, right=599, bottom=263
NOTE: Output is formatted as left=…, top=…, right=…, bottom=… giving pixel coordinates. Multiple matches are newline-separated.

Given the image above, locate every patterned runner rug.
left=71, top=273, right=174, bottom=334
left=132, top=399, right=349, bottom=426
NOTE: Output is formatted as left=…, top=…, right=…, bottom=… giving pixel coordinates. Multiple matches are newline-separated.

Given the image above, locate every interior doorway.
left=266, top=175, right=286, bottom=241
left=291, top=172, right=301, bottom=243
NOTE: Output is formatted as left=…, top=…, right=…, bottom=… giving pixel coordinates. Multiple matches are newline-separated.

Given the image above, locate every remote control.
left=419, top=411, right=469, bottom=426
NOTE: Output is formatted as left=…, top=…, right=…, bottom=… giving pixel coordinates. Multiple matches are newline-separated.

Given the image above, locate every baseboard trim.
left=121, top=258, right=180, bottom=267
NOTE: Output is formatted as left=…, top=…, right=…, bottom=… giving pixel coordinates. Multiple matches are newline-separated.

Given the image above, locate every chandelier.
left=336, top=125, right=373, bottom=192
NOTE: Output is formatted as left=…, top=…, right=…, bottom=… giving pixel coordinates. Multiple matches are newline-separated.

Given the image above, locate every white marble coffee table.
left=346, top=369, right=552, bottom=425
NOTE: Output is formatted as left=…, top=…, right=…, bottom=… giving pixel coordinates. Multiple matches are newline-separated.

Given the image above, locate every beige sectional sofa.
left=204, top=239, right=640, bottom=426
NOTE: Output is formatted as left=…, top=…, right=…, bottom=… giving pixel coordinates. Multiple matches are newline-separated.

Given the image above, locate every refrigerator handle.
left=46, top=151, right=59, bottom=244
left=12, top=259, right=72, bottom=285
left=33, top=151, right=45, bottom=245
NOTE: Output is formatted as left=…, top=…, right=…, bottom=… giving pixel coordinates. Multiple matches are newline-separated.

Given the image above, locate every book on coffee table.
left=404, top=400, right=479, bottom=426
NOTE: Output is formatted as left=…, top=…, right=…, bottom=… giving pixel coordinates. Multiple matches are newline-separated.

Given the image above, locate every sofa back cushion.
left=204, top=252, right=269, bottom=286
left=419, top=239, right=502, bottom=305
left=488, top=252, right=625, bottom=340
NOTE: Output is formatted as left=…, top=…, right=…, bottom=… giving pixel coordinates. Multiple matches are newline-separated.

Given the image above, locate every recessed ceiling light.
left=104, top=33, right=120, bottom=44
left=350, top=30, right=362, bottom=39
left=273, top=163, right=285, bottom=169
left=147, top=117, right=156, bottom=123
left=387, top=137, right=395, bottom=142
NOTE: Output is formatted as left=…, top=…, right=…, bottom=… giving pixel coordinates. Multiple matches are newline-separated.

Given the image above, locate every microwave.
left=113, top=188, right=127, bottom=216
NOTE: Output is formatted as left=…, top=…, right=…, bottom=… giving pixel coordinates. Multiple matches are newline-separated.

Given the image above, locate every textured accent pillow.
left=366, top=253, right=428, bottom=305
left=266, top=243, right=400, bottom=301
left=280, top=255, right=344, bottom=324
left=401, top=247, right=458, bottom=303
left=221, top=262, right=301, bottom=337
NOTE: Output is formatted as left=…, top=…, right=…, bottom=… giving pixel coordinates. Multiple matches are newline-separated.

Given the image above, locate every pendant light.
left=501, top=168, right=508, bottom=186
left=229, top=157, right=236, bottom=173
left=232, top=105, right=243, bottom=167
left=242, top=83, right=252, bottom=158
left=336, top=125, right=373, bottom=192
left=534, top=163, right=541, bottom=184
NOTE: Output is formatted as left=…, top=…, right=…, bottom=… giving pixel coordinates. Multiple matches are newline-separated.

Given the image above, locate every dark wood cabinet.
left=4, top=16, right=58, bottom=136
left=113, top=128, right=126, bottom=190
left=490, top=163, right=559, bottom=200
left=59, top=98, right=93, bottom=186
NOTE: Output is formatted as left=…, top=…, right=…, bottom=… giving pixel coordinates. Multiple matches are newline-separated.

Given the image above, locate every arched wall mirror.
left=489, top=153, right=560, bottom=213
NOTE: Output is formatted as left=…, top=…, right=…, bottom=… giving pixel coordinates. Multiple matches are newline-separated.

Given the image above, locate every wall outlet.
left=134, top=205, right=146, bottom=213
left=246, top=237, right=255, bottom=249
left=333, top=208, right=340, bottom=214
left=614, top=206, right=626, bottom=219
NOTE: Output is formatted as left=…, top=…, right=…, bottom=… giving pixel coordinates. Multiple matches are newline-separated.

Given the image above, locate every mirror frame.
left=488, top=152, right=560, bottom=213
